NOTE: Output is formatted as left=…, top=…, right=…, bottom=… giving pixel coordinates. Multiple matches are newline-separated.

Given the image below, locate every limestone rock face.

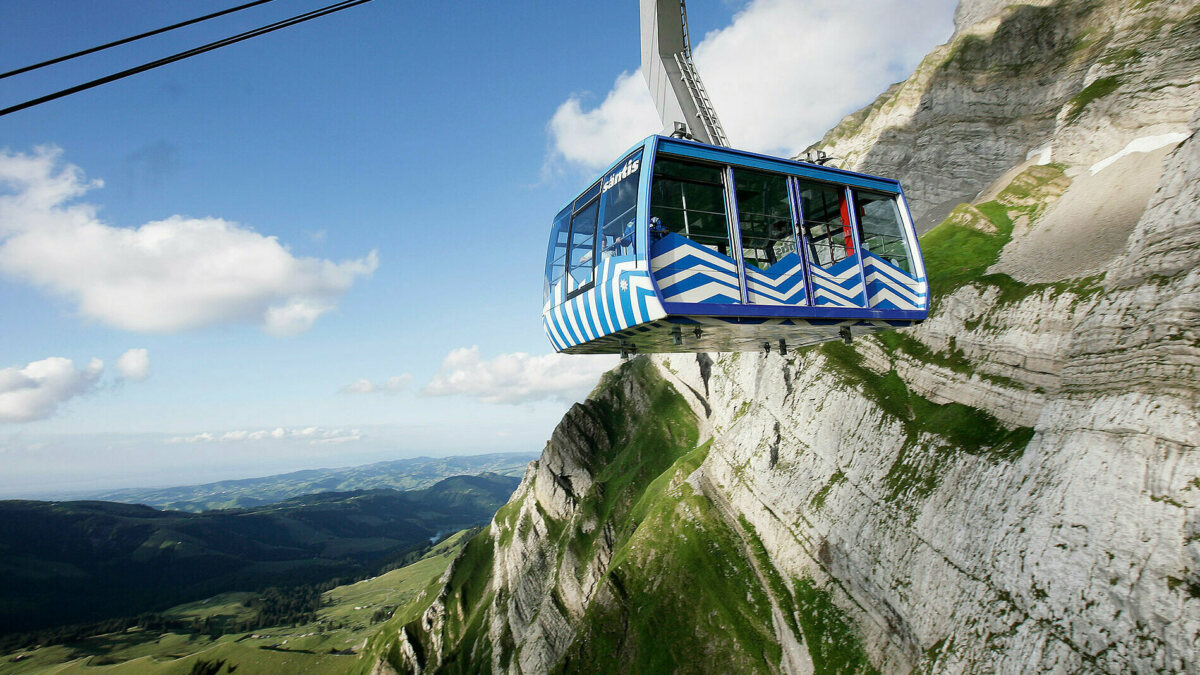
left=815, top=0, right=1200, bottom=232
left=366, top=0, right=1200, bottom=672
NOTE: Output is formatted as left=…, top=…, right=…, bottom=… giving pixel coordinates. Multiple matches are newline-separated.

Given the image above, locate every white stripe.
left=867, top=287, right=922, bottom=310
left=572, top=296, right=593, bottom=342
left=651, top=243, right=738, bottom=271
left=811, top=277, right=863, bottom=302
left=561, top=303, right=583, bottom=345
left=862, top=256, right=919, bottom=287
left=544, top=317, right=565, bottom=351
left=655, top=266, right=741, bottom=290
left=663, top=281, right=742, bottom=303
left=588, top=291, right=605, bottom=337
left=810, top=264, right=862, bottom=284
left=865, top=272, right=923, bottom=305
left=813, top=290, right=860, bottom=307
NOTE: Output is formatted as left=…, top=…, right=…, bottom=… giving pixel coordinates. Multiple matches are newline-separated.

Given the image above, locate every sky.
left=0, top=0, right=958, bottom=497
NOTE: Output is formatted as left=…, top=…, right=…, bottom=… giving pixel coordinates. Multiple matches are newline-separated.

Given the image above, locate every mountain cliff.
left=363, top=0, right=1200, bottom=672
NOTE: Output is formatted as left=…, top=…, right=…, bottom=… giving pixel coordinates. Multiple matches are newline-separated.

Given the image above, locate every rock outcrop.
left=363, top=0, right=1200, bottom=672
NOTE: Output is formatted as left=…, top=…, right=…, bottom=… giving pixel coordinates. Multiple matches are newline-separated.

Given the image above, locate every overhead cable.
left=0, top=0, right=278, bottom=80
left=0, top=0, right=373, bottom=118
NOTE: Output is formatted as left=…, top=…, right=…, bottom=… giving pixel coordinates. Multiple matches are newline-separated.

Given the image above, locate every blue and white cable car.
left=541, top=135, right=929, bottom=355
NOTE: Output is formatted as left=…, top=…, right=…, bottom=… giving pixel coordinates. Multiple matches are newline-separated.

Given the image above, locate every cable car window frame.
left=729, top=166, right=799, bottom=272
left=852, top=188, right=914, bottom=274
left=650, top=154, right=735, bottom=256
left=545, top=206, right=571, bottom=305
left=565, top=184, right=601, bottom=300
left=599, top=149, right=643, bottom=261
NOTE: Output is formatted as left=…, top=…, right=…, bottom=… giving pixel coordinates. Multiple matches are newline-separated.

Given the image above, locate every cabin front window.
left=566, top=198, right=599, bottom=294
left=545, top=208, right=570, bottom=304
left=854, top=190, right=912, bottom=273
left=599, top=150, right=642, bottom=260
left=650, top=157, right=731, bottom=255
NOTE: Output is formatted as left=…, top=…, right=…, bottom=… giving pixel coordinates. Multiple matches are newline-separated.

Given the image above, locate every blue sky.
left=0, top=0, right=957, bottom=496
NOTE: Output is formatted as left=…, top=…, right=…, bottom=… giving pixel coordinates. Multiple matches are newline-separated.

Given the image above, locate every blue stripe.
left=581, top=295, right=601, bottom=340
left=546, top=316, right=565, bottom=351
left=636, top=286, right=655, bottom=322
left=605, top=275, right=622, bottom=330
left=558, top=303, right=581, bottom=346
left=660, top=301, right=927, bottom=320
left=619, top=277, right=635, bottom=326
left=571, top=299, right=592, bottom=342
left=660, top=272, right=742, bottom=298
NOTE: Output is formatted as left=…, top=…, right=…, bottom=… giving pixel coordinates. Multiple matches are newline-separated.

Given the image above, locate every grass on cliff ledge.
left=555, top=446, right=783, bottom=674
left=818, top=341, right=1034, bottom=502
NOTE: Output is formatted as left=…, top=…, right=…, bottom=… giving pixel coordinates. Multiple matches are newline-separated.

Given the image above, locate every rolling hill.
left=0, top=473, right=518, bottom=636
left=80, top=452, right=537, bottom=512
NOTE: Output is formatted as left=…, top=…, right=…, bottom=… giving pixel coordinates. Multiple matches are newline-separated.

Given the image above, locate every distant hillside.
left=83, top=452, right=537, bottom=512
left=0, top=473, right=519, bottom=636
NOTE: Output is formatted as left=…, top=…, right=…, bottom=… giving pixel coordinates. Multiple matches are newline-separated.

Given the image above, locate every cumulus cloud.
left=115, top=348, right=150, bottom=381
left=548, top=70, right=660, bottom=172
left=547, top=0, right=957, bottom=169
left=422, top=346, right=619, bottom=405
left=340, top=373, right=412, bottom=394
left=0, top=356, right=104, bottom=422
left=169, top=426, right=363, bottom=444
left=0, top=147, right=377, bottom=335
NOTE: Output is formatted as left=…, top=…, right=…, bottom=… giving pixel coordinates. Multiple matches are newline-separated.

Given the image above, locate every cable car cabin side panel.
left=543, top=136, right=929, bottom=354
left=542, top=144, right=667, bottom=354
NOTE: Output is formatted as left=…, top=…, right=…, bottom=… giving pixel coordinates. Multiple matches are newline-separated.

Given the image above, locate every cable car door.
left=794, top=179, right=868, bottom=309
left=731, top=168, right=807, bottom=305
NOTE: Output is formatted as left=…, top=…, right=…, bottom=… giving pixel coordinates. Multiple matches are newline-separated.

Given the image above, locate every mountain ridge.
left=77, top=452, right=538, bottom=512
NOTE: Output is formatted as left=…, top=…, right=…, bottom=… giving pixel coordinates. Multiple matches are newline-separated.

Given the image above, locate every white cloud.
left=547, top=0, right=957, bottom=168
left=548, top=70, right=660, bottom=171
left=422, top=345, right=618, bottom=405
left=340, top=373, right=412, bottom=395
left=0, top=356, right=103, bottom=423
left=169, top=426, right=363, bottom=444
left=115, top=348, right=150, bottom=381
left=0, top=147, right=377, bottom=335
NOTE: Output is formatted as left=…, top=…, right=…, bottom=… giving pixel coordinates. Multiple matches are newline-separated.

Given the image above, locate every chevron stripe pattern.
left=809, top=256, right=866, bottom=308
left=744, top=252, right=807, bottom=305
left=862, top=252, right=927, bottom=311
left=650, top=233, right=741, bottom=304
left=542, top=254, right=666, bottom=352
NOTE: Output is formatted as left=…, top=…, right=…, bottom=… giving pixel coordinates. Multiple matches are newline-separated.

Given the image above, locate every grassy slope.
left=0, top=476, right=517, bottom=635
left=0, top=532, right=471, bottom=675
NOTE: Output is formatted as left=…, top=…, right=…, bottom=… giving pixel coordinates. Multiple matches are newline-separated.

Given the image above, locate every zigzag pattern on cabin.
left=862, top=252, right=926, bottom=311
left=810, top=257, right=866, bottom=307
left=744, top=252, right=807, bottom=305
left=650, top=233, right=741, bottom=304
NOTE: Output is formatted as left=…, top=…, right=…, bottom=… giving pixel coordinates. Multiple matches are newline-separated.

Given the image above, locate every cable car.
left=542, top=135, right=929, bottom=355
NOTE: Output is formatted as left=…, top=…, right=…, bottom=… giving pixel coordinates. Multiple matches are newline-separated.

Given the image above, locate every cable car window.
left=545, top=208, right=571, bottom=304
left=854, top=190, right=912, bottom=273
left=650, top=157, right=731, bottom=255
left=733, top=169, right=794, bottom=270
left=600, top=150, right=642, bottom=259
left=567, top=199, right=599, bottom=293
left=797, top=180, right=851, bottom=266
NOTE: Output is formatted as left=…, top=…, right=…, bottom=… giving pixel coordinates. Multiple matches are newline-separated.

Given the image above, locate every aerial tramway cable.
left=0, top=0, right=279, bottom=81
left=0, top=0, right=373, bottom=118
